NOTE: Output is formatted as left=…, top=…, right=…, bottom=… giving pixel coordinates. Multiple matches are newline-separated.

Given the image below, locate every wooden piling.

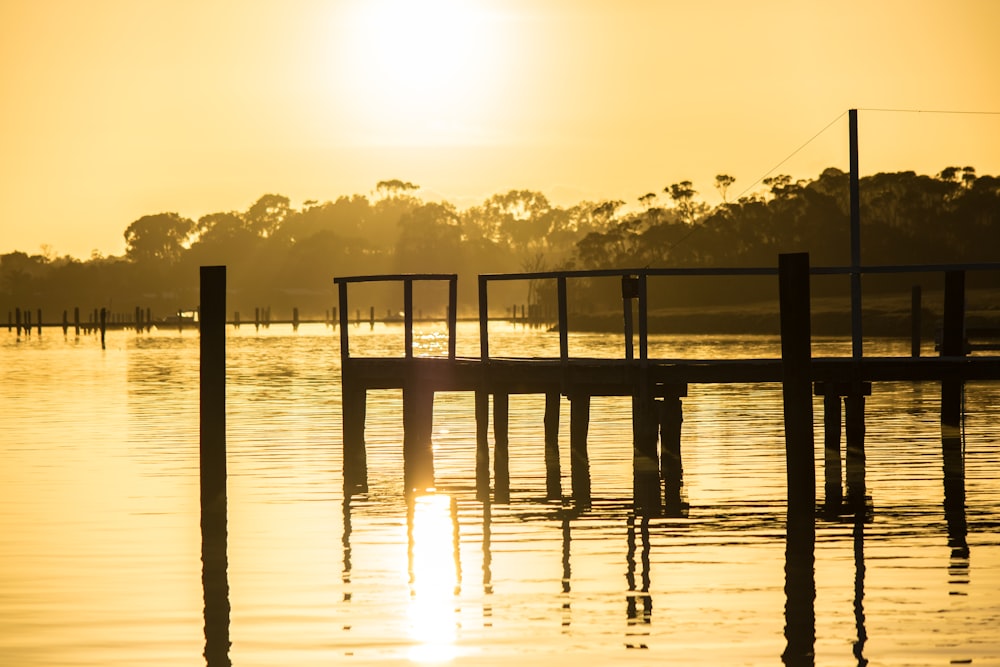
left=74, top=307, right=80, bottom=336
left=821, top=390, right=843, bottom=510
left=659, top=390, right=685, bottom=510
left=292, top=307, right=299, bottom=331
left=254, top=307, right=260, bottom=330
left=199, top=265, right=230, bottom=667
left=569, top=394, right=591, bottom=505
left=100, top=308, right=107, bottom=349
left=369, top=306, right=375, bottom=330
left=544, top=392, right=562, bottom=500
left=778, top=252, right=817, bottom=665
left=940, top=270, right=965, bottom=431
left=146, top=307, right=152, bottom=332
left=402, top=382, right=435, bottom=494
left=15, top=307, right=21, bottom=337
left=37, top=309, right=42, bottom=335
left=62, top=310, right=68, bottom=335
left=633, top=387, right=661, bottom=516
left=844, top=391, right=868, bottom=508
left=342, top=387, right=368, bottom=495
left=493, top=392, right=510, bottom=503
left=475, top=390, right=491, bottom=501
left=200, top=266, right=227, bottom=510
left=778, top=253, right=815, bottom=535
left=234, top=311, right=240, bottom=329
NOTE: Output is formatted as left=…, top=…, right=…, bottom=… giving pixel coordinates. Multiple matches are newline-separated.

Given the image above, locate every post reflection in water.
left=406, top=493, right=462, bottom=663
left=625, top=513, right=652, bottom=650
left=561, top=510, right=572, bottom=629
left=852, top=515, right=868, bottom=667
left=201, top=491, right=231, bottom=667
left=782, top=513, right=816, bottom=666
left=942, top=423, right=971, bottom=599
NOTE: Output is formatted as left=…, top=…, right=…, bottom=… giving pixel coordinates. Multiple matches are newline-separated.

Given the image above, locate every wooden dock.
left=335, top=257, right=1000, bottom=517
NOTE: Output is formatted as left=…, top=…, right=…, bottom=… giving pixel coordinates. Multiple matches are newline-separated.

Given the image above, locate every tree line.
left=2, top=168, right=998, bottom=322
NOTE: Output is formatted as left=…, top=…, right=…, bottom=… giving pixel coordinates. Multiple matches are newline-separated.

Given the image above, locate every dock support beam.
left=402, top=383, right=435, bottom=495
left=569, top=394, right=591, bottom=505
left=493, top=393, right=510, bottom=503
left=815, top=381, right=872, bottom=513
left=633, top=387, right=660, bottom=516
left=659, top=388, right=686, bottom=512
left=342, top=387, right=368, bottom=495
left=475, top=391, right=491, bottom=501
left=544, top=392, right=562, bottom=500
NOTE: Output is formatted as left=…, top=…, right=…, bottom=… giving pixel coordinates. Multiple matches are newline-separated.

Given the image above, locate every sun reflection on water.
left=406, top=493, right=461, bottom=663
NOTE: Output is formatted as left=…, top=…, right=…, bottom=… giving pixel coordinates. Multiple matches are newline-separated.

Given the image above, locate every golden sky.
left=2, top=0, right=999, bottom=259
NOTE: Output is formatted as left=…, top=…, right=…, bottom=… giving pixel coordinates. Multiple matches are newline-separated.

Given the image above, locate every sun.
left=332, top=0, right=512, bottom=146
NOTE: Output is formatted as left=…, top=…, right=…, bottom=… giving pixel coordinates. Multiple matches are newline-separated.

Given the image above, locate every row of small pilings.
left=7, top=306, right=149, bottom=337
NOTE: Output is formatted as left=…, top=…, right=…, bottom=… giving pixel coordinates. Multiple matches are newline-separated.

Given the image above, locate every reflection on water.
left=2, top=325, right=1000, bottom=665
left=406, top=494, right=461, bottom=662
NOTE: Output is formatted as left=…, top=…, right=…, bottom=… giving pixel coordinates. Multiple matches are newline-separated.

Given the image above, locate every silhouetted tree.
left=124, top=212, right=194, bottom=263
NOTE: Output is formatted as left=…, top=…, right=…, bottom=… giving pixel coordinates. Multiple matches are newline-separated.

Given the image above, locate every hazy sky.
left=2, top=0, right=999, bottom=259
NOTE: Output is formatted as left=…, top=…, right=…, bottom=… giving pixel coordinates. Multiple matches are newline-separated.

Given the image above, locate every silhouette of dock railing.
left=334, top=258, right=1000, bottom=516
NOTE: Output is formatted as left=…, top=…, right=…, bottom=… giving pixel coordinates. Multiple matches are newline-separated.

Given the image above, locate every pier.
left=335, top=257, right=1000, bottom=516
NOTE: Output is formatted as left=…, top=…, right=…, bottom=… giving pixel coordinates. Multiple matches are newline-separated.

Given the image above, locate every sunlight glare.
left=407, top=493, right=460, bottom=662
left=334, top=0, right=511, bottom=146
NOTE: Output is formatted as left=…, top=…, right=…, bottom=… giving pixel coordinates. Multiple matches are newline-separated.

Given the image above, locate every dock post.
left=778, top=251, right=816, bottom=666
left=369, top=306, right=375, bottom=330
left=493, top=393, right=510, bottom=503
left=199, top=265, right=230, bottom=667
left=200, top=266, right=227, bottom=512
left=37, top=308, right=42, bottom=335
left=62, top=310, right=68, bottom=335
left=292, top=307, right=299, bottom=331
left=778, top=252, right=815, bottom=534
left=342, top=387, right=369, bottom=495
left=254, top=307, right=260, bottom=331
left=817, top=385, right=843, bottom=511
left=74, top=307, right=80, bottom=335
left=940, top=271, right=965, bottom=430
left=659, top=388, right=686, bottom=511
left=100, top=307, right=107, bottom=349
left=15, top=307, right=21, bottom=337
left=844, top=388, right=870, bottom=510
left=402, top=381, right=435, bottom=495
left=633, top=383, right=660, bottom=516
left=911, top=285, right=922, bottom=357
left=569, top=394, right=591, bottom=505
left=475, top=390, right=491, bottom=501
left=544, top=392, right=562, bottom=500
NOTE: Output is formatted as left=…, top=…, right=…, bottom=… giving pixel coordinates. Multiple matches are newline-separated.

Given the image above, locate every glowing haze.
left=2, top=0, right=999, bottom=259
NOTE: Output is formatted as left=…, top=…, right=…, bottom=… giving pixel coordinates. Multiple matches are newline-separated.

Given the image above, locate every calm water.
left=2, top=322, right=999, bottom=666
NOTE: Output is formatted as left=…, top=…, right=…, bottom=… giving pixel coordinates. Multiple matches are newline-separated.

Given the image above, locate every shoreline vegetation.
left=3, top=168, right=999, bottom=327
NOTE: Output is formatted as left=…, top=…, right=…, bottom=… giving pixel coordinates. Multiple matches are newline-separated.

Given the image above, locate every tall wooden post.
left=199, top=265, right=231, bottom=667
left=849, top=108, right=863, bottom=360
left=778, top=252, right=816, bottom=666
left=74, top=307, right=80, bottom=336
left=200, top=266, right=227, bottom=512
left=37, top=308, right=42, bottom=335
left=544, top=392, right=562, bottom=500
left=15, top=307, right=21, bottom=337
left=778, top=253, right=815, bottom=532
